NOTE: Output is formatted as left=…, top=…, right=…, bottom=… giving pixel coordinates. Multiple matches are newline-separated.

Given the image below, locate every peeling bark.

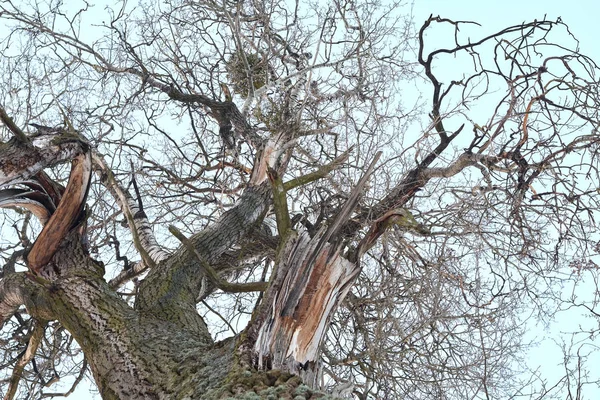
left=0, top=135, right=87, bottom=187
left=93, top=152, right=170, bottom=267
left=239, top=154, right=383, bottom=387
left=28, top=152, right=91, bottom=273
left=0, top=104, right=362, bottom=399
left=252, top=230, right=358, bottom=386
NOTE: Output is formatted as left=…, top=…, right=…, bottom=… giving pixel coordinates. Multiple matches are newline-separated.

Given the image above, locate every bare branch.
left=3, top=319, right=46, bottom=400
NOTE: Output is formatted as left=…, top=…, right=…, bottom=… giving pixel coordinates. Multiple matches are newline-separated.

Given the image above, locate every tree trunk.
left=13, top=232, right=336, bottom=399
left=246, top=230, right=358, bottom=387
left=0, top=132, right=349, bottom=399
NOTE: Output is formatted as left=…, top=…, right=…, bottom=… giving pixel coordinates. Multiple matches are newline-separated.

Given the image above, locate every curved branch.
left=0, top=273, right=53, bottom=327
left=0, top=190, right=52, bottom=224
left=108, top=260, right=149, bottom=289
left=28, top=152, right=92, bottom=272
left=0, top=134, right=87, bottom=187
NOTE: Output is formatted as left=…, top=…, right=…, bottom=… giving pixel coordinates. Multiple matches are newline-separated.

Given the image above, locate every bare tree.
left=0, top=0, right=599, bottom=399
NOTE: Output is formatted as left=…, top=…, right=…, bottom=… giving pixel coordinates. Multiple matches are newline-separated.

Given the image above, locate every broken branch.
left=28, top=152, right=92, bottom=272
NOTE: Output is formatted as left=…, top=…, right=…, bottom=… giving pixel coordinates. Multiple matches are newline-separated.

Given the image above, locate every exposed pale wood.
left=246, top=153, right=382, bottom=385
left=27, top=152, right=92, bottom=272
left=252, top=230, right=357, bottom=385
left=0, top=196, right=51, bottom=224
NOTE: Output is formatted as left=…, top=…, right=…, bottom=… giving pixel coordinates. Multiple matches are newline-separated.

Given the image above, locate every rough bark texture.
left=0, top=128, right=349, bottom=399
left=7, top=234, right=341, bottom=399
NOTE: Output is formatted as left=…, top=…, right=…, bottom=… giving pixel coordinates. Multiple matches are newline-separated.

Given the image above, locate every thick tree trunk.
left=246, top=230, right=358, bottom=387
left=7, top=233, right=328, bottom=399
left=0, top=130, right=346, bottom=399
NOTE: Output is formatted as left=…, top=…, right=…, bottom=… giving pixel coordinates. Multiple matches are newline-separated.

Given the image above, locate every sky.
left=409, top=1, right=600, bottom=398
left=412, top=0, right=598, bottom=54
left=3, top=0, right=600, bottom=398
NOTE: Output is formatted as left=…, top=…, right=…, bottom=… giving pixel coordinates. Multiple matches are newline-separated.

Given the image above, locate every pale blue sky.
left=410, top=1, right=600, bottom=398
left=412, top=0, right=598, bottom=57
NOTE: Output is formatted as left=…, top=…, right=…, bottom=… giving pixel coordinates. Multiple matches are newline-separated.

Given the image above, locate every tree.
left=0, top=0, right=599, bottom=398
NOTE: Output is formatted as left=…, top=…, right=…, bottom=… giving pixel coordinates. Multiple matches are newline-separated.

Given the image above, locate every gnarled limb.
left=0, top=272, right=54, bottom=327
left=0, top=128, right=89, bottom=188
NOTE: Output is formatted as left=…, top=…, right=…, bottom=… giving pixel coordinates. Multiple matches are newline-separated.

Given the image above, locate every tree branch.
left=28, top=152, right=92, bottom=273
left=92, top=152, right=169, bottom=268
left=268, top=167, right=291, bottom=238
left=3, top=319, right=46, bottom=400
left=283, top=147, right=352, bottom=191
left=0, top=106, right=27, bottom=142
left=0, top=273, right=53, bottom=328
left=169, top=226, right=267, bottom=293
left=0, top=131, right=87, bottom=188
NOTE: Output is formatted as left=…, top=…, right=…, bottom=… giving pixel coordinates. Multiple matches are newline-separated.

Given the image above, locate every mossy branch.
left=0, top=105, right=28, bottom=143
left=267, top=167, right=291, bottom=238
left=283, top=146, right=353, bottom=191
left=169, top=225, right=267, bottom=293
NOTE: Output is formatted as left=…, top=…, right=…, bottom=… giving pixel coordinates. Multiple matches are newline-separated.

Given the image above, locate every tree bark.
left=8, top=233, right=341, bottom=399
left=0, top=126, right=347, bottom=399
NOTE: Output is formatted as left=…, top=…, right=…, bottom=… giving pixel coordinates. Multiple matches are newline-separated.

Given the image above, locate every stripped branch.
left=108, top=260, right=148, bottom=289
left=93, top=152, right=169, bottom=268
left=28, top=152, right=92, bottom=273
